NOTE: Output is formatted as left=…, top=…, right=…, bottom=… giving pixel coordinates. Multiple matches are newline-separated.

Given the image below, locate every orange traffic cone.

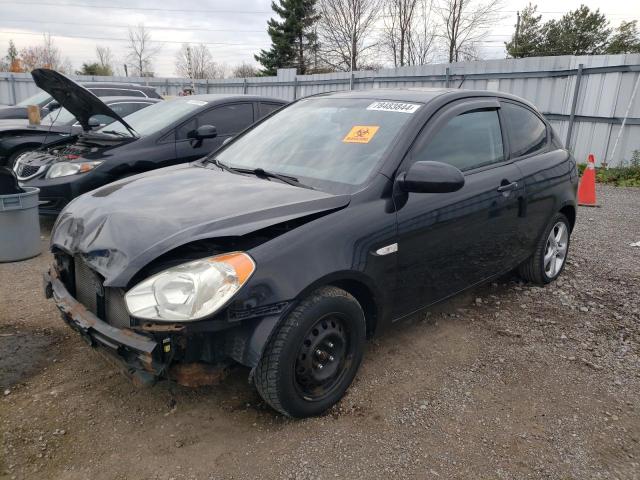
left=578, top=154, right=598, bottom=207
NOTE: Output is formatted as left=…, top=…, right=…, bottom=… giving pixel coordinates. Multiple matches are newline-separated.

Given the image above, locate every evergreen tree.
left=540, top=5, right=610, bottom=55
left=505, top=4, right=544, bottom=58
left=255, top=0, right=320, bottom=76
left=606, top=20, right=640, bottom=54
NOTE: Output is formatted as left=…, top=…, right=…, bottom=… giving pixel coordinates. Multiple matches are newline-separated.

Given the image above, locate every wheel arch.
left=559, top=204, right=576, bottom=232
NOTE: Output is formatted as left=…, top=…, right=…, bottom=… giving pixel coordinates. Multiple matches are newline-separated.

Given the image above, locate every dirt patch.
left=1, top=186, right=639, bottom=480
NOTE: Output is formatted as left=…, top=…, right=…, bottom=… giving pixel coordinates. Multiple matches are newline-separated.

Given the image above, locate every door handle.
left=497, top=181, right=518, bottom=193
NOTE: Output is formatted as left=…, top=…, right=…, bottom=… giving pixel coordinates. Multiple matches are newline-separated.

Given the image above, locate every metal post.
left=9, top=74, right=16, bottom=105
left=243, top=78, right=248, bottom=94
left=350, top=72, right=355, bottom=91
left=445, top=67, right=450, bottom=88
left=206, top=79, right=210, bottom=94
left=565, top=63, right=584, bottom=150
left=293, top=77, right=298, bottom=101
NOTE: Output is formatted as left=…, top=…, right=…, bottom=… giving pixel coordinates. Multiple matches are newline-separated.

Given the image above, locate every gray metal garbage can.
left=0, top=187, right=41, bottom=262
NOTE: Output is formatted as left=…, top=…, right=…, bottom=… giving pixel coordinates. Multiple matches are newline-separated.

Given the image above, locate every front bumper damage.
left=44, top=267, right=231, bottom=387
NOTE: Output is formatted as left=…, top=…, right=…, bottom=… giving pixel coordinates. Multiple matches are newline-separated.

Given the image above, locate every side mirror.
left=48, top=101, right=60, bottom=111
left=397, top=161, right=464, bottom=194
left=190, top=124, right=217, bottom=140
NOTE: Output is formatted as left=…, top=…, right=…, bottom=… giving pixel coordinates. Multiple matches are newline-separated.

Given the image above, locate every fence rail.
left=1, top=53, right=639, bottom=166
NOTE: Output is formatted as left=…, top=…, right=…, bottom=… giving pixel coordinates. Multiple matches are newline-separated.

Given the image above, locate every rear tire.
left=518, top=212, right=571, bottom=284
left=254, top=286, right=366, bottom=418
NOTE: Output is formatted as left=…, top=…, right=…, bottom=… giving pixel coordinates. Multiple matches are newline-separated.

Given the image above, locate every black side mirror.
left=48, top=101, right=60, bottom=111
left=397, top=161, right=464, bottom=194
left=190, top=124, right=217, bottom=140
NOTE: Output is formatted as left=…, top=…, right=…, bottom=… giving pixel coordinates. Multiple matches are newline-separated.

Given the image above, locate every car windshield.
left=41, top=107, right=77, bottom=126
left=98, top=98, right=205, bottom=136
left=17, top=91, right=51, bottom=106
left=212, top=98, right=420, bottom=193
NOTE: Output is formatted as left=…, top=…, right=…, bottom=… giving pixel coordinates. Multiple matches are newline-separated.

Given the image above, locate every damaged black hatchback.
left=45, top=89, right=578, bottom=417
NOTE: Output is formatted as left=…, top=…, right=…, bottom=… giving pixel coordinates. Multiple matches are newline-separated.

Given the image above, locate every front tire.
left=519, top=212, right=571, bottom=284
left=254, top=286, right=366, bottom=418
left=7, top=147, right=36, bottom=169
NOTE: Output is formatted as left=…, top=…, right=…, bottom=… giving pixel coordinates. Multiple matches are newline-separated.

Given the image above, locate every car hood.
left=51, top=163, right=350, bottom=286
left=31, top=69, right=136, bottom=134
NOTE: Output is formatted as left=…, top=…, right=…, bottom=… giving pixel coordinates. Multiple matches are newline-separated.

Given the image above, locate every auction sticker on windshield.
left=343, top=125, right=380, bottom=144
left=366, top=101, right=421, bottom=114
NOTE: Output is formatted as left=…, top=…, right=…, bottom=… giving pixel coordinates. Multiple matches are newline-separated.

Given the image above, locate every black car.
left=44, top=88, right=578, bottom=418
left=0, top=81, right=161, bottom=120
left=17, top=69, right=286, bottom=214
left=0, top=96, right=161, bottom=168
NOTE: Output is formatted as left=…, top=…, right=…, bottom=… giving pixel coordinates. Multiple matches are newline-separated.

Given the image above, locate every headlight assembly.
left=124, top=252, right=255, bottom=322
left=46, top=161, right=102, bottom=179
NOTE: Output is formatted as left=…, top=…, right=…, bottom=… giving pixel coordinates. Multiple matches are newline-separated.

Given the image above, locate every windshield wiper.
left=209, top=159, right=313, bottom=189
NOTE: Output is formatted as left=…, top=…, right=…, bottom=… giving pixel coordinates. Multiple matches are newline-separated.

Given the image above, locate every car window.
left=501, top=103, right=547, bottom=157
left=258, top=102, right=283, bottom=119
left=414, top=109, right=504, bottom=172
left=176, top=103, right=253, bottom=140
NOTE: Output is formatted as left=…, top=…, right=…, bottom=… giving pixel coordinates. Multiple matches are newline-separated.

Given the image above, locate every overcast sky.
left=0, top=0, right=638, bottom=77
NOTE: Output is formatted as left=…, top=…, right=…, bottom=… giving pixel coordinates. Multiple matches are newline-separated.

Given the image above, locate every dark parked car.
left=17, top=69, right=286, bottom=214
left=0, top=81, right=161, bottom=120
left=0, top=96, right=161, bottom=167
left=44, top=88, right=578, bottom=418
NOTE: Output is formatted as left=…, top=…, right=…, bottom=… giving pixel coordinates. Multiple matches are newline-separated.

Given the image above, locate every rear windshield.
left=213, top=98, right=420, bottom=193
left=98, top=98, right=205, bottom=136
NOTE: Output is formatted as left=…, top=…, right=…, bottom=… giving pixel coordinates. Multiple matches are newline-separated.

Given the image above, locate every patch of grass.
left=578, top=150, right=640, bottom=187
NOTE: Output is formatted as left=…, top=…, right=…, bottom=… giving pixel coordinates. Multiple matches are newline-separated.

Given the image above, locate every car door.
left=391, top=98, right=526, bottom=319
left=174, top=102, right=254, bottom=162
left=500, top=100, right=568, bottom=259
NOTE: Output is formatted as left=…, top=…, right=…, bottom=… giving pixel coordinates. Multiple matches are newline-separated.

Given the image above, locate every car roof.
left=98, top=96, right=162, bottom=103
left=172, top=94, right=287, bottom=104
left=310, top=87, right=537, bottom=109
left=79, top=82, right=157, bottom=89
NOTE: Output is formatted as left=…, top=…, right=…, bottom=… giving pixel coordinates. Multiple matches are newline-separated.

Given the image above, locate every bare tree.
left=382, top=0, right=419, bottom=67
left=96, top=45, right=114, bottom=75
left=407, top=0, right=437, bottom=65
left=318, top=0, right=381, bottom=72
left=175, top=43, right=225, bottom=79
left=20, top=33, right=72, bottom=72
left=126, top=24, right=159, bottom=76
left=232, top=62, right=259, bottom=78
left=436, top=0, right=502, bottom=63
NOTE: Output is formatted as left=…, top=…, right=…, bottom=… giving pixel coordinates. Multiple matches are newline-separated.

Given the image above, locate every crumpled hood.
left=51, top=163, right=350, bottom=286
left=31, top=69, right=135, bottom=133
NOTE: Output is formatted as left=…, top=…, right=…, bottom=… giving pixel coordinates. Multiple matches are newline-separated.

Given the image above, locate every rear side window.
left=177, top=103, right=254, bottom=139
left=502, top=103, right=547, bottom=157
left=414, top=109, right=504, bottom=171
left=258, top=102, right=283, bottom=119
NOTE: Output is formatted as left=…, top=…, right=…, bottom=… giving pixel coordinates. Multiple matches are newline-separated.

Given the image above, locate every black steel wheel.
left=254, top=286, right=366, bottom=418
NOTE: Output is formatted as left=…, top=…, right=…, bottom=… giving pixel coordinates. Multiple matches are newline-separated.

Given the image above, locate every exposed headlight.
left=46, top=161, right=102, bottom=179
left=125, top=252, right=255, bottom=322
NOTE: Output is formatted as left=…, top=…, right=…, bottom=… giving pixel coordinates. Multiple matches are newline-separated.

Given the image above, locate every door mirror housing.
left=47, top=101, right=60, bottom=111
left=190, top=124, right=217, bottom=140
left=397, top=161, right=465, bottom=194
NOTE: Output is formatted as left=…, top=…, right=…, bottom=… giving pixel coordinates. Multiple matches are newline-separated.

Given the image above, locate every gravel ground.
left=1, top=184, right=639, bottom=480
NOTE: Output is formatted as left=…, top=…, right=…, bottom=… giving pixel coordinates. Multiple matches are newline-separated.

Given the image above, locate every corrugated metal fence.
left=2, top=54, right=639, bottom=166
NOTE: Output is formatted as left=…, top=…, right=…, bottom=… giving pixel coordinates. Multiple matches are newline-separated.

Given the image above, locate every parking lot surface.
left=1, top=184, right=639, bottom=480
